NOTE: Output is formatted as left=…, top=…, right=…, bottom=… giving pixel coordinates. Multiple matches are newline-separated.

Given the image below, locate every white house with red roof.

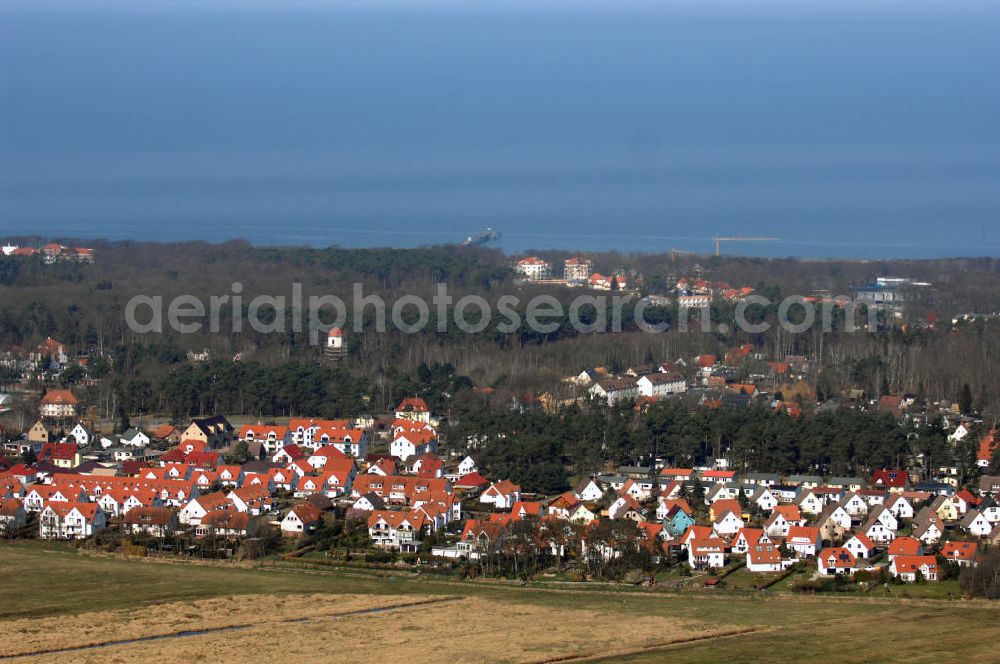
left=978, top=429, right=997, bottom=468
left=688, top=537, right=726, bottom=570
left=39, top=502, right=106, bottom=539
left=843, top=533, right=876, bottom=560
left=732, top=527, right=769, bottom=555
left=479, top=480, right=521, bottom=510
left=314, top=427, right=368, bottom=457
left=390, top=429, right=438, bottom=460
left=367, top=509, right=427, bottom=552
left=513, top=256, right=551, bottom=280
left=307, top=446, right=346, bottom=470
left=746, top=542, right=784, bottom=573
left=940, top=541, right=978, bottom=567
left=784, top=526, right=819, bottom=558
left=39, top=389, right=78, bottom=419
left=178, top=491, right=229, bottom=525
left=239, top=424, right=290, bottom=452
left=817, top=547, right=859, bottom=576
left=890, top=555, right=939, bottom=582
left=395, top=397, right=431, bottom=423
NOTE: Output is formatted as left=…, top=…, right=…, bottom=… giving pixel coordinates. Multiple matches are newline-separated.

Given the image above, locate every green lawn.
left=2, top=540, right=998, bottom=663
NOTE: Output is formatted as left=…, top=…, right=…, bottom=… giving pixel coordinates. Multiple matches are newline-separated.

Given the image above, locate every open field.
left=3, top=541, right=1000, bottom=663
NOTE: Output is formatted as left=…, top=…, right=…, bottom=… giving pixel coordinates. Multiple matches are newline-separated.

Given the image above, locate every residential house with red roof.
left=390, top=429, right=438, bottom=461
left=453, top=472, right=489, bottom=494
left=38, top=442, right=80, bottom=469
left=817, top=547, right=859, bottom=576
left=0, top=498, right=27, bottom=531
left=178, top=491, right=229, bottom=525
left=123, top=506, right=178, bottom=538
left=978, top=429, right=998, bottom=468
left=890, top=555, right=939, bottom=582
left=746, top=541, right=784, bottom=573
left=872, top=469, right=909, bottom=492
left=395, top=397, right=431, bottom=423
left=39, top=390, right=78, bottom=419
left=940, top=541, right=978, bottom=567
left=509, top=500, right=544, bottom=521
left=197, top=509, right=250, bottom=538
left=843, top=533, right=877, bottom=560
left=39, top=502, right=106, bottom=539
left=281, top=502, right=323, bottom=536
left=368, top=509, right=427, bottom=552
left=786, top=526, right=821, bottom=558
left=688, top=537, right=727, bottom=570
left=480, top=480, right=521, bottom=510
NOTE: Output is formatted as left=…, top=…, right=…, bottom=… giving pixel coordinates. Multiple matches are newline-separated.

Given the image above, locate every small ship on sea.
left=459, top=228, right=502, bottom=247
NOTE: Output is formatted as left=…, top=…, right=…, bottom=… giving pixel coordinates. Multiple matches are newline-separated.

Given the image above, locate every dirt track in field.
left=0, top=594, right=449, bottom=659
left=3, top=594, right=738, bottom=664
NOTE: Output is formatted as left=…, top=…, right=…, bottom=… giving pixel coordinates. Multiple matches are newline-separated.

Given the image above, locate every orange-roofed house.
left=39, top=390, right=78, bottom=419
left=0, top=498, right=27, bottom=530
left=408, top=452, right=445, bottom=478
left=844, top=532, right=877, bottom=560
left=817, top=547, right=859, bottom=576
left=367, top=509, right=427, bottom=552
left=239, top=424, right=289, bottom=452
left=940, top=541, right=978, bottom=567
left=39, top=502, right=107, bottom=539
left=709, top=499, right=744, bottom=523
left=395, top=397, right=431, bottom=423
left=123, top=506, right=179, bottom=538
left=391, top=429, right=438, bottom=460
left=178, top=491, right=229, bottom=526
left=659, top=468, right=694, bottom=481
left=977, top=429, right=998, bottom=468
left=197, top=509, right=251, bottom=538
left=688, top=537, right=727, bottom=570
left=746, top=541, right=784, bottom=573
left=732, top=527, right=768, bottom=554
left=228, top=484, right=274, bottom=515
left=695, top=354, right=717, bottom=369
left=548, top=492, right=581, bottom=519
left=510, top=500, right=544, bottom=520
left=307, top=446, right=346, bottom=470
left=281, top=502, right=324, bottom=536
left=151, top=424, right=179, bottom=443
left=887, top=536, right=923, bottom=561
left=455, top=519, right=507, bottom=558
left=890, top=555, right=939, bottom=582
left=366, top=457, right=398, bottom=476
left=786, top=526, right=821, bottom=558
left=314, top=427, right=368, bottom=457
left=479, top=480, right=521, bottom=510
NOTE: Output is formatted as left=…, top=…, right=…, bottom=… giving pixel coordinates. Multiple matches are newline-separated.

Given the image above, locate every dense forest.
left=3, top=241, right=1000, bottom=419
left=444, top=392, right=981, bottom=493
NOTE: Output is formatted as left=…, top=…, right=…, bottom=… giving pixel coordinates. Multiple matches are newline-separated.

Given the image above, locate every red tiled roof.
left=888, top=536, right=921, bottom=557
left=40, top=389, right=78, bottom=406
left=396, top=397, right=429, bottom=413
left=819, top=547, right=856, bottom=569
left=978, top=430, right=998, bottom=463
left=941, top=541, right=978, bottom=561
left=892, top=555, right=938, bottom=575
left=454, top=472, right=489, bottom=489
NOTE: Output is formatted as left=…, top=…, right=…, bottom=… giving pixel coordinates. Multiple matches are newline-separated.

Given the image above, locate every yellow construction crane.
left=712, top=235, right=780, bottom=256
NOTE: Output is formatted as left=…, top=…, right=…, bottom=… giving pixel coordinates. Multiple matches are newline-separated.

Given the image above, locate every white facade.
left=514, top=257, right=551, bottom=280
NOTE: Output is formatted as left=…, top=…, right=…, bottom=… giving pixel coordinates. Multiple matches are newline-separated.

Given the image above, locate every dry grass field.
left=3, top=541, right=1000, bottom=663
